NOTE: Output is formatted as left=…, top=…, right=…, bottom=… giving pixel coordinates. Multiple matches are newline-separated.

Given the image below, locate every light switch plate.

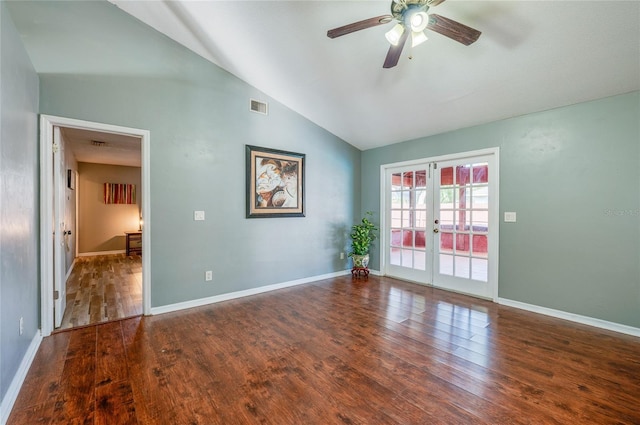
left=504, top=212, right=517, bottom=222
left=194, top=210, right=205, bottom=221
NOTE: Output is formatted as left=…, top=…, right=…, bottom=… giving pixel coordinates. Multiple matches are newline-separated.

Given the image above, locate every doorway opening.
left=40, top=115, right=151, bottom=337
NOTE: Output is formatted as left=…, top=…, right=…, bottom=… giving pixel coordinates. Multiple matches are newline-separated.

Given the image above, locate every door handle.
left=433, top=228, right=439, bottom=233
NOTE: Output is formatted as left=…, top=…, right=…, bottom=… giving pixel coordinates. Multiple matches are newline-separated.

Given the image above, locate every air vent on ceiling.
left=250, top=99, right=268, bottom=115
left=91, top=140, right=106, bottom=147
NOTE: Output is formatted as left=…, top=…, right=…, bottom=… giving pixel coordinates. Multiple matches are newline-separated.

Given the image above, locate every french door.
left=384, top=165, right=431, bottom=283
left=382, top=150, right=498, bottom=300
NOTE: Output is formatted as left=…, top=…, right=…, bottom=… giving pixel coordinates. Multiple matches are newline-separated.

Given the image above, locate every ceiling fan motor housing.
left=391, top=0, right=430, bottom=28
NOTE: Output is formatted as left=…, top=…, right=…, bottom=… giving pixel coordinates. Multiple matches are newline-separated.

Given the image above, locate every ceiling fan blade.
left=427, top=0, right=447, bottom=6
left=426, top=13, right=481, bottom=46
left=327, top=15, right=393, bottom=39
left=383, top=28, right=409, bottom=69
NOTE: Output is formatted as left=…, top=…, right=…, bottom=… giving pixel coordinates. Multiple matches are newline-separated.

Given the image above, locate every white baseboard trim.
left=77, top=250, right=125, bottom=257
left=151, top=269, right=351, bottom=315
left=498, top=298, right=640, bottom=338
left=0, top=330, right=43, bottom=425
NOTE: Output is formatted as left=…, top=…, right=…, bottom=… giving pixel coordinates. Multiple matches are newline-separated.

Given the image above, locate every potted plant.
left=349, top=211, right=378, bottom=269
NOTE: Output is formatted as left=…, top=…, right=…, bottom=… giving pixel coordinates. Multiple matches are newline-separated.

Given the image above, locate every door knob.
left=433, top=228, right=439, bottom=233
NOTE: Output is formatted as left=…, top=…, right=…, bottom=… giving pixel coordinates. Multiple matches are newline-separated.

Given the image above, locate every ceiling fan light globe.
left=410, top=12, right=429, bottom=32
left=411, top=31, right=428, bottom=47
left=385, top=24, right=405, bottom=46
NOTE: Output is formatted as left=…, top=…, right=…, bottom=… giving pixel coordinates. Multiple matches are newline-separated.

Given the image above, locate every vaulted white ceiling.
left=108, top=0, right=640, bottom=150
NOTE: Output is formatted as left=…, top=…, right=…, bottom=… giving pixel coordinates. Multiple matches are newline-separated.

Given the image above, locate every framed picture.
left=246, top=145, right=305, bottom=218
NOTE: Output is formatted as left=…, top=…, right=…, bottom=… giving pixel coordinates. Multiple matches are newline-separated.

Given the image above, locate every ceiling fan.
left=327, top=0, right=481, bottom=69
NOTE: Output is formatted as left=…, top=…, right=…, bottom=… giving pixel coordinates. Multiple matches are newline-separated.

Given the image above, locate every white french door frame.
left=379, top=147, right=500, bottom=301
left=40, top=115, right=151, bottom=337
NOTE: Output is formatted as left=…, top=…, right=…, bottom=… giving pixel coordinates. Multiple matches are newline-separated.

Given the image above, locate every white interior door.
left=383, top=165, right=432, bottom=283
left=53, top=126, right=66, bottom=327
left=432, top=154, right=497, bottom=299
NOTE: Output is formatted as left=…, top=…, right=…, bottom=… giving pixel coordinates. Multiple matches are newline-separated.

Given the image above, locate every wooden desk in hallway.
left=125, top=231, right=142, bottom=256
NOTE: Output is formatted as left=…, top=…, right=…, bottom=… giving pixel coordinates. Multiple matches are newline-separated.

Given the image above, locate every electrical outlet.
left=19, top=317, right=24, bottom=335
left=340, top=252, right=345, bottom=260
left=205, top=270, right=213, bottom=281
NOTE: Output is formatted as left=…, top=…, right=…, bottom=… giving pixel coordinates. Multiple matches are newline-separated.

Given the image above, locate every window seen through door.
left=390, top=170, right=428, bottom=271
left=438, top=163, right=489, bottom=281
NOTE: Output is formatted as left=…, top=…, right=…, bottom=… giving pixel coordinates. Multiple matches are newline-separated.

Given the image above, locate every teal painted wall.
left=0, top=1, right=40, bottom=405
left=362, top=92, right=640, bottom=328
left=9, top=1, right=358, bottom=308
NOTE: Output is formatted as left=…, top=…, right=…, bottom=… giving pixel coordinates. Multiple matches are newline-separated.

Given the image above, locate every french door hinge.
left=54, top=290, right=59, bottom=300
left=52, top=143, right=60, bottom=153
left=429, top=162, right=437, bottom=178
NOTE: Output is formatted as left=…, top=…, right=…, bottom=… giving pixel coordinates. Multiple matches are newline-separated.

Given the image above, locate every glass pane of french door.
left=385, top=165, right=431, bottom=283
left=433, top=156, right=494, bottom=299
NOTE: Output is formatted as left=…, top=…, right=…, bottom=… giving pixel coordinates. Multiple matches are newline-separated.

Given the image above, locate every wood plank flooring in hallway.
left=9, top=276, right=640, bottom=424
left=59, top=254, right=142, bottom=330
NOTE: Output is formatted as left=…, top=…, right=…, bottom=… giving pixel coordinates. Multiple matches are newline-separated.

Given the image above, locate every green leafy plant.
left=349, top=212, right=379, bottom=256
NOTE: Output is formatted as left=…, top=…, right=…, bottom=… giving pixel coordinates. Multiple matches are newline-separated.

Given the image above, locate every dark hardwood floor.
left=8, top=275, right=640, bottom=424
